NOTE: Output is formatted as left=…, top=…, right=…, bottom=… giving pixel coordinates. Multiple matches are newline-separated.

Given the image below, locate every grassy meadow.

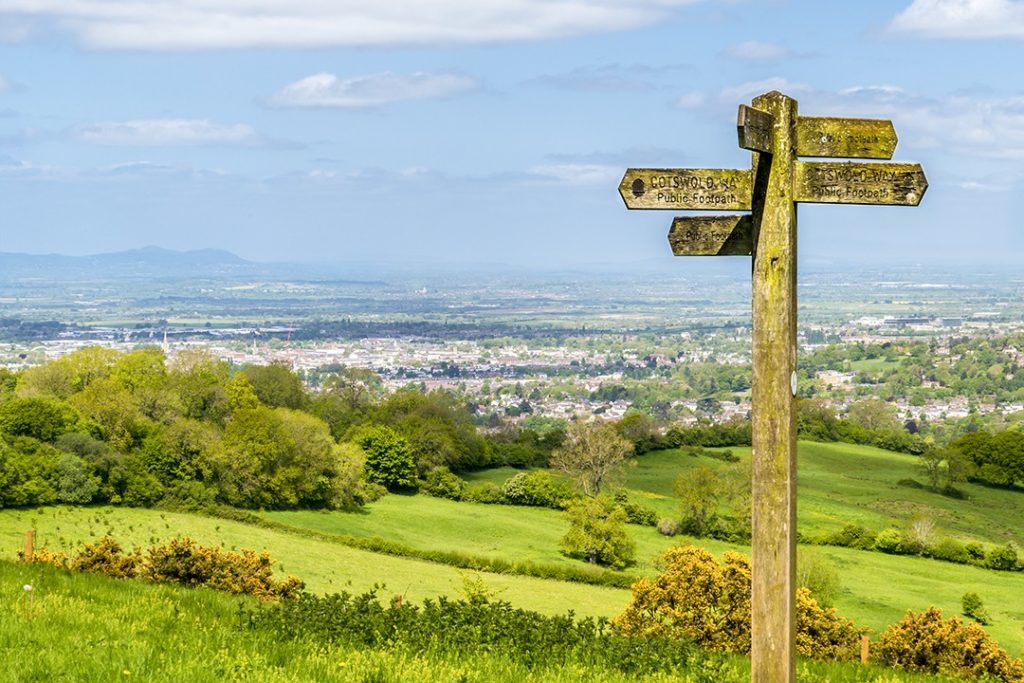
left=0, top=559, right=974, bottom=683
left=2, top=498, right=1023, bottom=656
left=1, top=439, right=1022, bottom=675
left=465, top=440, right=1024, bottom=547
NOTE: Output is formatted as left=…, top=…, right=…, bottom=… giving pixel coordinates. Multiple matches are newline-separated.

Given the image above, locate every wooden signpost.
left=618, top=91, right=926, bottom=683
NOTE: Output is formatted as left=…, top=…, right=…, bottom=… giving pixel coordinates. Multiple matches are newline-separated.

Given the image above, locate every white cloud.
left=74, top=119, right=258, bottom=146
left=0, top=0, right=707, bottom=50
left=719, top=77, right=812, bottom=102
left=675, top=91, right=706, bottom=109
left=723, top=40, right=792, bottom=60
left=886, top=0, right=1024, bottom=39
left=530, top=163, right=622, bottom=186
left=807, top=86, right=1024, bottom=160
left=269, top=72, right=477, bottom=108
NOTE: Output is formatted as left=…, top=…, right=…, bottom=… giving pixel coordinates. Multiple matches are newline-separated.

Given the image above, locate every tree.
left=846, top=398, right=901, bottom=432
left=674, top=465, right=722, bottom=536
left=920, top=448, right=945, bottom=491
left=355, top=424, right=416, bottom=491
left=214, top=406, right=364, bottom=508
left=169, top=349, right=230, bottom=422
left=550, top=421, right=633, bottom=497
left=225, top=373, right=261, bottom=412
left=559, top=496, right=635, bottom=569
left=614, top=410, right=659, bottom=453
left=16, top=346, right=118, bottom=399
left=240, top=363, right=308, bottom=410
left=0, top=396, right=80, bottom=442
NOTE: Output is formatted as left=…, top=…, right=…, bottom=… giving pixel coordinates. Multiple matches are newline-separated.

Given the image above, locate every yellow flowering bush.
left=877, top=607, right=1023, bottom=682
left=612, top=545, right=863, bottom=661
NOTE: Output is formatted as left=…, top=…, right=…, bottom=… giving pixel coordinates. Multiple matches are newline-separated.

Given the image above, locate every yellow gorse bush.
left=877, top=607, right=1024, bottom=682
left=25, top=535, right=303, bottom=601
left=612, top=545, right=864, bottom=661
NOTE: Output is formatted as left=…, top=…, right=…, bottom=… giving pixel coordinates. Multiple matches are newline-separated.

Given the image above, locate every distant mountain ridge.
left=0, top=246, right=392, bottom=284
left=0, top=246, right=257, bottom=278
left=0, top=246, right=248, bottom=267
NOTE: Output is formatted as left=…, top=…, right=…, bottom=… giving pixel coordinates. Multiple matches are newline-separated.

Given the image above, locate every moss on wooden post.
left=749, top=90, right=798, bottom=683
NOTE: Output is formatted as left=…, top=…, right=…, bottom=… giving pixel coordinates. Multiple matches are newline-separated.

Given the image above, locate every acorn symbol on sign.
left=631, top=178, right=646, bottom=198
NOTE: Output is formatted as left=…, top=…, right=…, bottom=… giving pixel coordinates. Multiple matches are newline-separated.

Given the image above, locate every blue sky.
left=0, top=0, right=1021, bottom=268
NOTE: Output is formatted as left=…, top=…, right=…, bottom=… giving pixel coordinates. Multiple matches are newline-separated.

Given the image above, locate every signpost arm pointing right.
left=750, top=90, right=798, bottom=683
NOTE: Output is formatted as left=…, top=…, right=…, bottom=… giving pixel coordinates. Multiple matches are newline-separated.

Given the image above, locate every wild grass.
left=0, top=559, right=969, bottom=683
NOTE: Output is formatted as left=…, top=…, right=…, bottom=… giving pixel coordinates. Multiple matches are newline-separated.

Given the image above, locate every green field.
left=1, top=559, right=971, bottom=683
left=265, top=494, right=1024, bottom=655
left=2, top=440, right=1023, bottom=664
left=0, top=506, right=624, bottom=618
left=467, top=441, right=1024, bottom=548
left=3, top=498, right=1022, bottom=656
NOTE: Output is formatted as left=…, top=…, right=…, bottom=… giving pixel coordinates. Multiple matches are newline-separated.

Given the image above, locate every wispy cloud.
left=0, top=0, right=708, bottom=50
left=671, top=77, right=1024, bottom=161
left=820, top=86, right=1024, bottom=159
left=722, top=40, right=793, bottom=60
left=528, top=163, right=622, bottom=186
left=719, top=77, right=812, bottom=102
left=674, top=91, right=706, bottom=109
left=269, top=71, right=477, bottom=108
left=528, top=63, right=689, bottom=93
left=885, top=0, right=1024, bottom=39
left=74, top=119, right=259, bottom=146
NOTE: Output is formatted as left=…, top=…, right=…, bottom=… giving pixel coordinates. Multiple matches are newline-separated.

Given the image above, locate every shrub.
left=355, top=425, right=417, bottom=491
left=927, top=537, right=969, bottom=564
left=145, top=537, right=303, bottom=600
left=613, top=492, right=658, bottom=526
left=824, top=523, right=876, bottom=550
left=69, top=537, right=140, bottom=578
left=794, top=587, right=863, bottom=661
left=962, top=592, right=991, bottom=625
left=461, top=482, right=505, bottom=504
left=656, top=517, right=683, bottom=537
left=796, top=550, right=840, bottom=608
left=874, top=528, right=904, bottom=554
left=986, top=543, right=1019, bottom=572
left=55, top=453, right=100, bottom=504
left=501, top=470, right=574, bottom=509
left=246, top=589, right=706, bottom=676
left=30, top=536, right=303, bottom=601
left=877, top=607, right=1023, bottom=682
left=421, top=466, right=465, bottom=500
left=612, top=545, right=863, bottom=660
left=560, top=496, right=635, bottom=569
left=965, top=542, right=987, bottom=564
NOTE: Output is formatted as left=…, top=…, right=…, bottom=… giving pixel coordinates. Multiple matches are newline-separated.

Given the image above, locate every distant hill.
left=0, top=246, right=255, bottom=278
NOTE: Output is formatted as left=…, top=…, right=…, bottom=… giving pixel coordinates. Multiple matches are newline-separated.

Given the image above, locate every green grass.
left=0, top=560, right=702, bottom=682
left=620, top=442, right=1024, bottom=548
left=0, top=506, right=625, bottom=619
left=266, top=495, right=673, bottom=578
left=263, top=495, right=1024, bottom=655
left=4, top=436, right=1024, bottom=659
left=848, top=358, right=899, bottom=373
left=0, top=559, right=972, bottom=683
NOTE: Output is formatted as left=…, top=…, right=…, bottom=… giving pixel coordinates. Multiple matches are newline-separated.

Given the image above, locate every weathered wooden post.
left=24, top=529, right=35, bottom=562
left=618, top=89, right=926, bottom=682
left=748, top=90, right=799, bottom=683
